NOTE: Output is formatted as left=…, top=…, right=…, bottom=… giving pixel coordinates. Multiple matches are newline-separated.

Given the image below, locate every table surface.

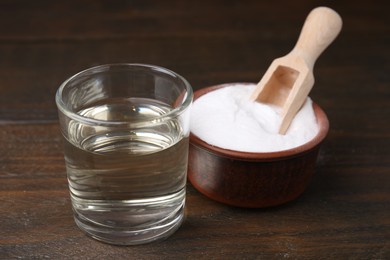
left=1, top=0, right=389, bottom=259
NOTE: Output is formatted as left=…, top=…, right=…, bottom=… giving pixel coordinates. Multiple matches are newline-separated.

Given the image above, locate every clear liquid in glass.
left=63, top=98, right=188, bottom=245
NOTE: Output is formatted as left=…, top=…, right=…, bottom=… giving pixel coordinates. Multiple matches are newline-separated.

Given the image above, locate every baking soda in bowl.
left=190, top=84, right=319, bottom=153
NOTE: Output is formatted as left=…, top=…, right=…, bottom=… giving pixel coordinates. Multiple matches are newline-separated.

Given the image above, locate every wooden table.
left=1, top=1, right=389, bottom=259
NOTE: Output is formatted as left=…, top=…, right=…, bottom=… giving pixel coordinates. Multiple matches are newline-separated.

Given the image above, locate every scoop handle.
left=292, top=7, right=342, bottom=69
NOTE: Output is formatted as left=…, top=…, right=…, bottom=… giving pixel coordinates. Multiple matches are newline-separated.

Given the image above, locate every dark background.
left=0, top=0, right=389, bottom=259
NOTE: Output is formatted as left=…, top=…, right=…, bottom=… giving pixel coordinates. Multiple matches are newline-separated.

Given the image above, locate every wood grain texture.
left=0, top=0, right=389, bottom=259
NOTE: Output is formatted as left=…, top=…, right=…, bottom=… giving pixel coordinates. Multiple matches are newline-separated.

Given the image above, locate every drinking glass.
left=55, top=64, right=193, bottom=245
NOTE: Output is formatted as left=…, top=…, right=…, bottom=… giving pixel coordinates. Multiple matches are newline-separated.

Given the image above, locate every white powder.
left=190, top=84, right=319, bottom=152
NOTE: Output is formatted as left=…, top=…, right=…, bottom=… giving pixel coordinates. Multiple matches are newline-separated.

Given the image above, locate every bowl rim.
left=190, top=82, right=329, bottom=161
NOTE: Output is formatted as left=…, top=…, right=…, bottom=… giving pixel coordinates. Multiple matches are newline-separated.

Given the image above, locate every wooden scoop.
left=251, top=7, right=342, bottom=134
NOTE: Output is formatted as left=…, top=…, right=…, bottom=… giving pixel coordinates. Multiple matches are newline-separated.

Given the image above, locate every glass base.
left=71, top=190, right=186, bottom=245
left=74, top=210, right=184, bottom=245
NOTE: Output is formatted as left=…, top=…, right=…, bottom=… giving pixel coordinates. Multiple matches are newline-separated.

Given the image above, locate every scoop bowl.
left=188, top=83, right=329, bottom=208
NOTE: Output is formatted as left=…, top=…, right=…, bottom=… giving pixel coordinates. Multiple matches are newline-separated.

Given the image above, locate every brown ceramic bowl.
left=188, top=83, right=329, bottom=208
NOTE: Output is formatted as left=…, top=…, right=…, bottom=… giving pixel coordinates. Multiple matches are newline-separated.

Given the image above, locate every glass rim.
left=55, top=63, right=193, bottom=127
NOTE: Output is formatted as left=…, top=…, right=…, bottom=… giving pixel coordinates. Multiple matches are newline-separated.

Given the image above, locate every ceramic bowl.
left=188, top=83, right=329, bottom=208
